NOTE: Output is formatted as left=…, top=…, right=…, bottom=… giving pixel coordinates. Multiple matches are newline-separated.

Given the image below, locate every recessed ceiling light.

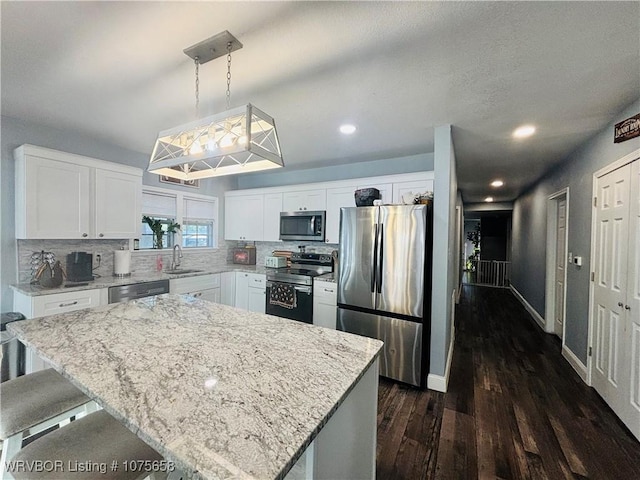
left=513, top=125, right=536, bottom=138
left=485, top=197, right=494, bottom=202
left=339, top=124, right=357, bottom=135
left=491, top=180, right=504, bottom=187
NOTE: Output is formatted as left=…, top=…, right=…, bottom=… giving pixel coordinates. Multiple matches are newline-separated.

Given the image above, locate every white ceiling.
left=2, top=1, right=639, bottom=203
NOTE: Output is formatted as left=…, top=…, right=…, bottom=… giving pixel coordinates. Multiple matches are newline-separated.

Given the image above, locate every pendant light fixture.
left=148, top=31, right=284, bottom=180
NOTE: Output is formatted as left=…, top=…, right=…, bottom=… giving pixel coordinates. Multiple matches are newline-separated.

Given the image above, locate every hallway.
left=376, top=285, right=640, bottom=479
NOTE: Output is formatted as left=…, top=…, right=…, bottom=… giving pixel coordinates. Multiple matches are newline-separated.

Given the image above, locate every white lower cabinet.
left=13, top=289, right=103, bottom=373
left=169, top=274, right=221, bottom=302
left=234, top=272, right=266, bottom=313
left=220, top=271, right=236, bottom=306
left=313, top=281, right=337, bottom=329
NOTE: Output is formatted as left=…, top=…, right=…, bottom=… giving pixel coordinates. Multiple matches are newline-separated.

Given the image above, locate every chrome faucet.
left=171, top=244, right=183, bottom=270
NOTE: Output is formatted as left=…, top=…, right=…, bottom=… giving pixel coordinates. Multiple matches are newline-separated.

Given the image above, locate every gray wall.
left=431, top=124, right=459, bottom=377
left=511, top=99, right=640, bottom=364
left=236, top=153, right=434, bottom=189
left=0, top=115, right=236, bottom=312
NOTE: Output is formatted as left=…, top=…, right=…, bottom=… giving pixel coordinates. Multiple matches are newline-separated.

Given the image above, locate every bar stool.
left=0, top=369, right=94, bottom=477
left=9, top=410, right=165, bottom=480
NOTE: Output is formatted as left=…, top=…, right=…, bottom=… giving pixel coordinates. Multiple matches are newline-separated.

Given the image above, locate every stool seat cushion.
left=11, top=410, right=163, bottom=480
left=0, top=369, right=89, bottom=439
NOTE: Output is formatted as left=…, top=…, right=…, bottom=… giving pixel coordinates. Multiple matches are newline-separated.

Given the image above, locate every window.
left=140, top=187, right=218, bottom=250
left=140, top=217, right=178, bottom=249
left=182, top=197, right=216, bottom=249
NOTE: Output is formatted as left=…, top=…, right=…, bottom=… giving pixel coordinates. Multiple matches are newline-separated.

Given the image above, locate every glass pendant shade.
left=148, top=104, right=283, bottom=180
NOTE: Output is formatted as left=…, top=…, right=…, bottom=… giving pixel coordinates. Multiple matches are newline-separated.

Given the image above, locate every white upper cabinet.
left=325, top=185, right=358, bottom=244
left=392, top=179, right=434, bottom=204
left=224, top=194, right=265, bottom=241
left=94, top=168, right=141, bottom=239
left=358, top=183, right=393, bottom=204
left=263, top=193, right=283, bottom=242
left=282, top=189, right=326, bottom=212
left=14, top=145, right=142, bottom=240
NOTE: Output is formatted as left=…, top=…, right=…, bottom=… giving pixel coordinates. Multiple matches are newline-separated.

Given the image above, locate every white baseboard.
left=428, top=322, right=455, bottom=393
left=562, top=344, right=588, bottom=383
left=509, top=284, right=546, bottom=331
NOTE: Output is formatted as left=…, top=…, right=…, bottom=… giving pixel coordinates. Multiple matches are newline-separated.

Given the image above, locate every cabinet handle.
left=99, top=233, right=104, bottom=238
left=625, top=305, right=631, bottom=310
left=59, top=301, right=78, bottom=307
left=618, top=302, right=624, bottom=307
left=324, top=288, right=334, bottom=293
left=82, top=233, right=88, bottom=238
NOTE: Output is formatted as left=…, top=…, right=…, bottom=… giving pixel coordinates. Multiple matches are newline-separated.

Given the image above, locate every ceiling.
left=2, top=1, right=638, bottom=203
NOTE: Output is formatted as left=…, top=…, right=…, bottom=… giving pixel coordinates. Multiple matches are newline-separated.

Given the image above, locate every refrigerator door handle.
left=371, top=223, right=379, bottom=293
left=377, top=224, right=384, bottom=293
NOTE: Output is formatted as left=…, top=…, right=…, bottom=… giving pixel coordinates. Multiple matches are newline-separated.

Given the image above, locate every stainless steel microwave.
left=279, top=211, right=326, bottom=242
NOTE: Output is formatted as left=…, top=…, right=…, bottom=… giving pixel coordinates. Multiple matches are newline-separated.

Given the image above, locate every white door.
left=554, top=197, right=567, bottom=337
left=592, top=161, right=637, bottom=439
left=225, top=194, right=264, bottom=241
left=263, top=193, right=283, bottom=241
left=247, top=287, right=266, bottom=313
left=95, top=168, right=141, bottom=239
left=325, top=186, right=358, bottom=244
left=22, top=156, right=91, bottom=238
left=626, top=160, right=640, bottom=439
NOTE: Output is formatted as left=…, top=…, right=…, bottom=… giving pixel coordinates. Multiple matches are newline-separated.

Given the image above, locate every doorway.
left=545, top=189, right=569, bottom=339
left=588, top=151, right=639, bottom=441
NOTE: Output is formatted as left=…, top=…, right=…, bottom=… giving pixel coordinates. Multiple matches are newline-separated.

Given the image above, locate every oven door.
left=265, top=282, right=313, bottom=324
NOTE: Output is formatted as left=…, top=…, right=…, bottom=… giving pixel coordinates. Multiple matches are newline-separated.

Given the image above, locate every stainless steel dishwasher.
left=108, top=279, right=170, bottom=303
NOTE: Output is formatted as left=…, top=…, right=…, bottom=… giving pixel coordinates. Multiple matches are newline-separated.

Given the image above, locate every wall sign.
left=614, top=113, right=640, bottom=143
left=159, top=175, right=199, bottom=188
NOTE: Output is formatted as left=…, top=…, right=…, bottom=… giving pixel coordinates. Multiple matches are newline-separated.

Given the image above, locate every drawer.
left=314, top=281, right=337, bottom=301
left=170, top=274, right=219, bottom=295
left=32, top=289, right=101, bottom=317
left=247, top=273, right=266, bottom=288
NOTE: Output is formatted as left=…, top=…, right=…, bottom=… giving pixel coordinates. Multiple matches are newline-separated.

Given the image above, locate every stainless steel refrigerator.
left=337, top=204, right=433, bottom=388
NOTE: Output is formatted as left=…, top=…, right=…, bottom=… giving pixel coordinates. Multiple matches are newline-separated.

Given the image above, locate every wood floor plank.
left=375, top=285, right=640, bottom=480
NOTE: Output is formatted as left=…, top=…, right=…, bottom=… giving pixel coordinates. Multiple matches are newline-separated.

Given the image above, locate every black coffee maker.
left=66, top=252, right=94, bottom=282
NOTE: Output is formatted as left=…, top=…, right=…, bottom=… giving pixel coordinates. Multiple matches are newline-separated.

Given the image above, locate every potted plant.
left=142, top=216, right=180, bottom=249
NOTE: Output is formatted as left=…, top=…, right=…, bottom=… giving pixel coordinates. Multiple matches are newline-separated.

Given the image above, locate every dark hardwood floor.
left=376, top=285, right=640, bottom=479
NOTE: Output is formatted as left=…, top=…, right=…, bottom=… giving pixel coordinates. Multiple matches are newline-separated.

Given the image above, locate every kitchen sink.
left=165, top=269, right=204, bottom=275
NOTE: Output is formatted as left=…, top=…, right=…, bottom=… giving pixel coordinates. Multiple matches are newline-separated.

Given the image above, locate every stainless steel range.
left=266, top=253, right=333, bottom=324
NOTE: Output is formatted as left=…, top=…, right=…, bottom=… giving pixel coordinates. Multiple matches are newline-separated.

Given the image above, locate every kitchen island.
left=8, top=294, right=382, bottom=480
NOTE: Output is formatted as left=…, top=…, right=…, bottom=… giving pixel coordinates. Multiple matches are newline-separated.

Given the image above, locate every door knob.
left=618, top=302, right=624, bottom=307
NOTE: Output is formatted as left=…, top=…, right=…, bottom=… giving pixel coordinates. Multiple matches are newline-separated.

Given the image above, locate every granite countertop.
left=11, top=264, right=271, bottom=296
left=8, top=295, right=382, bottom=480
left=315, top=272, right=337, bottom=283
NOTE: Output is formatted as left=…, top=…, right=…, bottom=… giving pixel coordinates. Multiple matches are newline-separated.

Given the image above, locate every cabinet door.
left=196, top=288, right=220, bottom=303
left=283, top=189, right=326, bottom=211
left=325, top=186, right=358, bottom=244
left=392, top=179, right=434, bottom=204
left=247, top=287, right=266, bottom=313
left=19, top=156, right=91, bottom=239
left=225, top=195, right=265, bottom=240
left=263, top=193, right=283, bottom=241
left=313, top=281, right=337, bottom=329
left=358, top=183, right=392, bottom=204
left=220, top=271, right=236, bottom=306
left=95, top=169, right=141, bottom=239
left=235, top=272, right=250, bottom=310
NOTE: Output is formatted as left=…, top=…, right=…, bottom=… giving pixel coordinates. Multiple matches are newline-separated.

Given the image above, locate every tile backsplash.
left=17, top=239, right=233, bottom=283
left=16, top=239, right=339, bottom=284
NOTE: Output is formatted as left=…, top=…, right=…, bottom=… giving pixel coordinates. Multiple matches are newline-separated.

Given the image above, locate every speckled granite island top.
left=8, top=295, right=382, bottom=480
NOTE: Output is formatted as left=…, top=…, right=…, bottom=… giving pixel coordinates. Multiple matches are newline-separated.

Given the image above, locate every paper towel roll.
left=114, top=250, right=131, bottom=276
